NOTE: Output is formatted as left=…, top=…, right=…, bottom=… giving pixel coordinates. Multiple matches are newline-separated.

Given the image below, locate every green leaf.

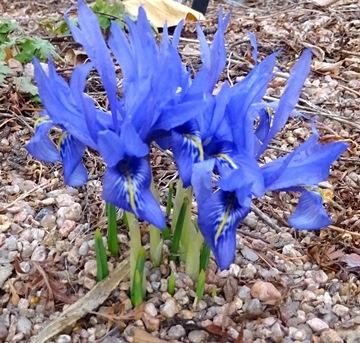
left=168, top=270, right=175, bottom=296
left=0, top=19, right=22, bottom=43
left=106, top=202, right=119, bottom=256
left=166, top=183, right=173, bottom=216
left=150, top=225, right=162, bottom=267
left=0, top=62, right=15, bottom=83
left=14, top=37, right=60, bottom=64
left=13, top=77, right=38, bottom=96
left=169, top=197, right=189, bottom=262
left=90, top=0, right=126, bottom=31
left=196, top=269, right=205, bottom=301
left=95, top=228, right=109, bottom=281
left=131, top=247, right=146, bottom=307
left=199, top=236, right=211, bottom=271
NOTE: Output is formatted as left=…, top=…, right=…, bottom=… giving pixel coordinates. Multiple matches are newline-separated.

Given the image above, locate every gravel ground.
left=1, top=0, right=360, bottom=342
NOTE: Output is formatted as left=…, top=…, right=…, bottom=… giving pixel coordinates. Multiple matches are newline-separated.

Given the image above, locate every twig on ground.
left=0, top=180, right=53, bottom=212
left=32, top=258, right=130, bottom=343
left=250, top=203, right=284, bottom=233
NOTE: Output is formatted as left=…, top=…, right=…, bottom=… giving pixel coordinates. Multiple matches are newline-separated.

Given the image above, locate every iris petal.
left=198, top=190, right=249, bottom=270
left=103, top=157, right=165, bottom=229
left=256, top=49, right=312, bottom=158
left=249, top=32, right=258, bottom=64
left=33, top=58, right=94, bottom=147
left=172, top=125, right=204, bottom=187
left=262, top=139, right=348, bottom=191
left=191, top=159, right=215, bottom=206
left=66, top=0, right=119, bottom=130
left=97, top=130, right=125, bottom=167
left=191, top=10, right=231, bottom=94
left=59, top=133, right=88, bottom=186
left=26, top=115, right=61, bottom=163
left=226, top=51, right=279, bottom=153
left=217, top=155, right=264, bottom=198
left=120, top=120, right=149, bottom=157
left=288, top=190, right=331, bottom=229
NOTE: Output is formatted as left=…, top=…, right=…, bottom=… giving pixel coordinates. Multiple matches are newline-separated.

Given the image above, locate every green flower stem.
left=150, top=224, right=163, bottom=267
left=131, top=247, right=146, bottom=307
left=106, top=202, right=119, bottom=256
left=95, top=228, right=109, bottom=281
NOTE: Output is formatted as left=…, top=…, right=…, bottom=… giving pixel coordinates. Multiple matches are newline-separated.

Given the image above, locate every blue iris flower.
left=26, top=60, right=97, bottom=187
left=191, top=46, right=348, bottom=270
left=27, top=0, right=207, bottom=230
left=161, top=10, right=231, bottom=187
left=26, top=0, right=347, bottom=271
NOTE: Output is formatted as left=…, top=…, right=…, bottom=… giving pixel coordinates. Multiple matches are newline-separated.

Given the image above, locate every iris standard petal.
left=249, top=32, right=258, bottom=64
left=66, top=0, right=119, bottom=130
left=26, top=115, right=61, bottom=163
left=256, top=49, right=312, bottom=158
left=69, top=62, right=94, bottom=104
left=255, top=108, right=271, bottom=142
left=191, top=10, right=231, bottom=94
left=226, top=51, right=279, bottom=153
left=109, top=21, right=134, bottom=83
left=288, top=190, right=331, bottom=229
left=103, top=157, right=165, bottom=229
left=198, top=190, right=250, bottom=270
left=171, top=19, right=184, bottom=48
left=171, top=124, right=204, bottom=187
left=59, top=132, right=88, bottom=186
left=33, top=58, right=94, bottom=147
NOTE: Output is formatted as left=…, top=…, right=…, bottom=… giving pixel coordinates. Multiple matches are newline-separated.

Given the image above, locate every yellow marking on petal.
left=126, top=172, right=137, bottom=214
left=184, top=134, right=204, bottom=161
left=34, top=116, right=50, bottom=129
left=320, top=189, right=333, bottom=203
left=176, top=86, right=182, bottom=94
left=57, top=131, right=68, bottom=151
left=215, top=201, right=232, bottom=243
left=303, top=186, right=333, bottom=203
left=214, top=153, right=238, bottom=169
left=266, top=107, right=272, bottom=116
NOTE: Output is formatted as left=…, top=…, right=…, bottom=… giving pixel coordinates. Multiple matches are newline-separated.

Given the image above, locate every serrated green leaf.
left=90, top=0, right=127, bottom=31
left=0, top=63, right=15, bottom=83
left=14, top=37, right=60, bottom=63
left=13, top=77, right=38, bottom=96
left=0, top=19, right=22, bottom=43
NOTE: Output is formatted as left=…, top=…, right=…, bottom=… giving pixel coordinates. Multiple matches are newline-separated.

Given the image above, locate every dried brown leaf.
left=313, top=60, right=342, bottom=74
left=133, top=329, right=167, bottom=343
left=8, top=279, right=20, bottom=306
left=341, top=253, right=360, bottom=268
left=223, top=276, right=238, bottom=303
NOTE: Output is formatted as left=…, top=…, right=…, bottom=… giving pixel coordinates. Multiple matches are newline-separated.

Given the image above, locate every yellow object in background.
left=123, top=0, right=206, bottom=28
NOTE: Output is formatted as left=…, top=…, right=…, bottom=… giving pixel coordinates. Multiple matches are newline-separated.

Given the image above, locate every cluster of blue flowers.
left=27, top=0, right=348, bottom=270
